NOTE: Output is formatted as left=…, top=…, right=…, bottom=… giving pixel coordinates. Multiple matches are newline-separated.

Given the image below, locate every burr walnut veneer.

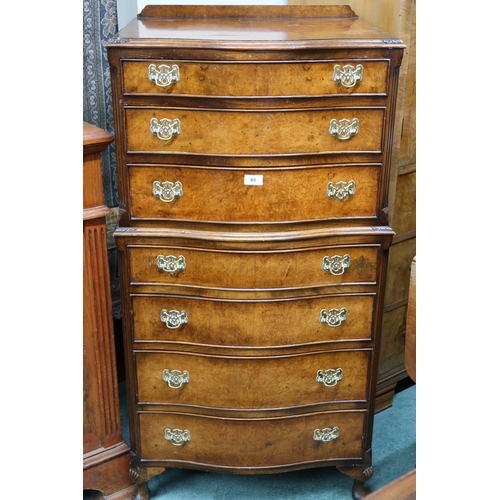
left=107, top=6, right=404, bottom=499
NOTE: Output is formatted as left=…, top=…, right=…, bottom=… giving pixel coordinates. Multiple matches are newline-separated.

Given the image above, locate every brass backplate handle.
left=329, top=118, right=359, bottom=140
left=153, top=180, right=183, bottom=203
left=322, top=254, right=350, bottom=276
left=313, top=427, right=340, bottom=443
left=319, top=308, right=347, bottom=328
left=164, top=428, right=190, bottom=446
left=160, top=309, right=188, bottom=329
left=148, top=63, right=180, bottom=88
left=326, top=180, right=356, bottom=202
left=316, top=368, right=343, bottom=387
left=150, top=117, right=181, bottom=141
left=157, top=255, right=186, bottom=274
left=332, top=64, right=363, bottom=88
left=163, top=369, right=190, bottom=389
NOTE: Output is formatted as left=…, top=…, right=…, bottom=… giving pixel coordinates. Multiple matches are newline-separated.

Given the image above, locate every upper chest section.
left=107, top=5, right=404, bottom=101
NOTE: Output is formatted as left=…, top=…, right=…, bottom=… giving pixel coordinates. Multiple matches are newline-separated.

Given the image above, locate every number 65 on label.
left=244, top=174, right=264, bottom=186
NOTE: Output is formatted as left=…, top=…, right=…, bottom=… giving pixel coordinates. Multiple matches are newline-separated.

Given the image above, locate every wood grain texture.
left=108, top=6, right=402, bottom=495
left=112, top=5, right=402, bottom=49
left=135, top=349, right=371, bottom=409
left=384, top=238, right=416, bottom=306
left=126, top=108, right=384, bottom=156
left=290, top=0, right=416, bottom=413
left=128, top=163, right=380, bottom=224
left=138, top=410, right=366, bottom=467
left=127, top=242, right=379, bottom=290
left=123, top=60, right=388, bottom=97
left=131, top=294, right=375, bottom=347
left=390, top=171, right=416, bottom=235
left=405, top=256, right=416, bottom=382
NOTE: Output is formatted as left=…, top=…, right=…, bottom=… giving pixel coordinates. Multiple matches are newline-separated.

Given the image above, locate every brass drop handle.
left=332, top=63, right=363, bottom=88
left=150, top=117, right=181, bottom=141
left=326, top=180, right=356, bottom=202
left=153, top=180, right=183, bottom=203
left=322, top=255, right=350, bottom=276
left=316, top=368, right=343, bottom=387
left=164, top=428, right=190, bottom=446
left=319, top=308, right=347, bottom=328
left=148, top=63, right=180, bottom=88
left=163, top=369, right=190, bottom=389
left=313, top=427, right=340, bottom=443
left=160, top=309, right=188, bottom=329
left=329, top=118, right=359, bottom=140
left=157, top=255, right=186, bottom=274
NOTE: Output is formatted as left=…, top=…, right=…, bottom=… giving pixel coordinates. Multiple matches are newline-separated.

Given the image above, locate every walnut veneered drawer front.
left=136, top=349, right=370, bottom=409
left=127, top=244, right=379, bottom=289
left=131, top=294, right=375, bottom=346
left=125, top=108, right=384, bottom=156
left=122, top=60, right=389, bottom=97
left=128, top=164, right=380, bottom=224
left=138, top=409, right=366, bottom=466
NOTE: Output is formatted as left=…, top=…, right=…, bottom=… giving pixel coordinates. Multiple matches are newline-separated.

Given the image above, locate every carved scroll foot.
left=130, top=465, right=166, bottom=485
left=337, top=465, right=374, bottom=499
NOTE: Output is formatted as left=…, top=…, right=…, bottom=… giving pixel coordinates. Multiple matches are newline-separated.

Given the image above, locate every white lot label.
left=244, top=174, right=264, bottom=186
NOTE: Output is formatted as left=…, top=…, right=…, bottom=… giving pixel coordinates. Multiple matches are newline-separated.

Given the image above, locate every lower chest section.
left=117, top=228, right=389, bottom=469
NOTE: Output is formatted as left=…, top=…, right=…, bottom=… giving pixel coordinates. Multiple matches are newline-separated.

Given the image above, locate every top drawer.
left=122, top=60, right=389, bottom=97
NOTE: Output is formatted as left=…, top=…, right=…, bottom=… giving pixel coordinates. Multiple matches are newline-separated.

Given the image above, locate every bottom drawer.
left=139, top=410, right=366, bottom=468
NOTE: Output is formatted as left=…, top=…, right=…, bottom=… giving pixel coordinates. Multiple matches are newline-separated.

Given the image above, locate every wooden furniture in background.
left=107, top=5, right=404, bottom=499
left=365, top=468, right=416, bottom=500
left=83, top=121, right=147, bottom=499
left=291, top=0, right=416, bottom=411
left=405, top=256, right=416, bottom=383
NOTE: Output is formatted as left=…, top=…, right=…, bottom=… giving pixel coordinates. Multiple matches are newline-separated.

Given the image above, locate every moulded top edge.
left=109, top=5, right=404, bottom=48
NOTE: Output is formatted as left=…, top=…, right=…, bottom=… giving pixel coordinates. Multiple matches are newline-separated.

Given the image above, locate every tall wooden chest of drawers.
left=107, top=5, right=404, bottom=499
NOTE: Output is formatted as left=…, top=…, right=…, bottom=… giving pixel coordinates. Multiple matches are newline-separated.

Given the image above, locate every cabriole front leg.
left=337, top=464, right=374, bottom=499
left=129, top=457, right=166, bottom=500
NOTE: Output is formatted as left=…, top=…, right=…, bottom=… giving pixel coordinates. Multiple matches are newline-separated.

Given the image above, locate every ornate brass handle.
left=164, top=428, right=190, bottom=446
left=153, top=180, right=183, bottom=203
left=163, top=369, right=190, bottom=389
left=329, top=118, right=359, bottom=140
left=160, top=309, right=188, bottom=329
left=326, top=180, right=356, bottom=202
left=314, top=427, right=340, bottom=443
left=322, top=255, right=350, bottom=276
left=332, top=64, right=363, bottom=88
left=316, top=368, right=343, bottom=387
left=150, top=117, right=181, bottom=141
left=157, top=255, right=186, bottom=274
left=148, top=63, right=180, bottom=88
left=320, top=308, right=347, bottom=328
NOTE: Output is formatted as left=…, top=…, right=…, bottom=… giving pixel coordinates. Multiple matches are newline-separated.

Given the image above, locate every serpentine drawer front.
left=130, top=293, right=375, bottom=346
left=108, top=5, right=403, bottom=499
left=135, top=349, right=371, bottom=409
left=126, top=108, right=384, bottom=156
left=122, top=60, right=389, bottom=97
left=125, top=238, right=381, bottom=289
left=128, top=163, right=381, bottom=224
left=138, top=410, right=367, bottom=467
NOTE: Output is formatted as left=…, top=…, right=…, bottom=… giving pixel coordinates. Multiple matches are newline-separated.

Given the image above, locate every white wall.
left=118, top=0, right=289, bottom=30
